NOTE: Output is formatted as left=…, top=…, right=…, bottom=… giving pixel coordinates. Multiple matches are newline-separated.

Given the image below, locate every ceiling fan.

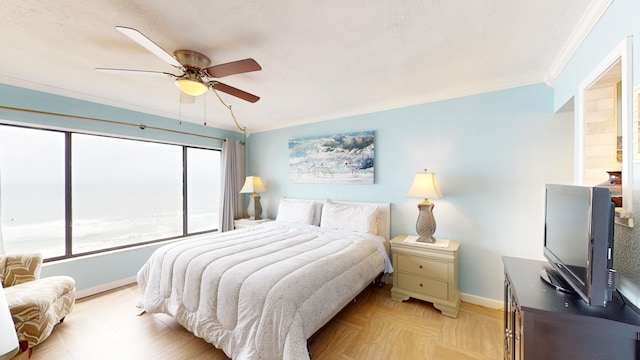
left=97, top=26, right=261, bottom=103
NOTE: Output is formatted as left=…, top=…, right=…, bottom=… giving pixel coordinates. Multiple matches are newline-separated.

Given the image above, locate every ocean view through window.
left=0, top=124, right=221, bottom=260
left=187, top=147, right=221, bottom=233
left=0, top=126, right=66, bottom=257
left=72, top=134, right=184, bottom=253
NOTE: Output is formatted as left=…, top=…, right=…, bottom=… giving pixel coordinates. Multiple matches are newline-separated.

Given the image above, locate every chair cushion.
left=4, top=276, right=76, bottom=348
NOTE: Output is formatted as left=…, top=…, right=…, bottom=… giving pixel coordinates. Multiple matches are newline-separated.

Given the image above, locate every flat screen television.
left=541, top=184, right=616, bottom=307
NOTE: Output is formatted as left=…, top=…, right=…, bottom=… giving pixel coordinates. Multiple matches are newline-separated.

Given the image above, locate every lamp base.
left=416, top=199, right=437, bottom=244
left=416, top=235, right=436, bottom=243
left=246, top=194, right=262, bottom=220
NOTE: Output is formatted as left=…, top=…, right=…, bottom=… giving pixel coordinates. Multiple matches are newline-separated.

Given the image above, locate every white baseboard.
left=76, top=276, right=137, bottom=299
left=461, top=292, right=503, bottom=310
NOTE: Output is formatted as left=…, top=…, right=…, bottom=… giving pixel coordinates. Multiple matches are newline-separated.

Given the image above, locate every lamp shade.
left=240, top=176, right=266, bottom=194
left=407, top=170, right=442, bottom=199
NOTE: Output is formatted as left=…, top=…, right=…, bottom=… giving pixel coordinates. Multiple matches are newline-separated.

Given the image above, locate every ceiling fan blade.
left=116, top=26, right=183, bottom=68
left=180, top=92, right=196, bottom=104
left=212, top=82, right=260, bottom=103
left=96, top=68, right=177, bottom=77
left=205, top=58, right=261, bottom=78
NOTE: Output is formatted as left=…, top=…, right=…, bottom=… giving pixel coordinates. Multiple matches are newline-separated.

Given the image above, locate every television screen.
left=544, top=186, right=591, bottom=289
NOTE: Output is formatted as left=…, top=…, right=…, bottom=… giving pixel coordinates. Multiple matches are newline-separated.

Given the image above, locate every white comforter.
left=137, top=222, right=391, bottom=360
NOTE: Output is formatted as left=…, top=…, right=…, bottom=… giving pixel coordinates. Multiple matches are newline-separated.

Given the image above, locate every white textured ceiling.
left=0, top=1, right=600, bottom=133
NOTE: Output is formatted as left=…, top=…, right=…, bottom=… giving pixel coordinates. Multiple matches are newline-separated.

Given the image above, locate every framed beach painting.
left=288, top=131, right=374, bottom=184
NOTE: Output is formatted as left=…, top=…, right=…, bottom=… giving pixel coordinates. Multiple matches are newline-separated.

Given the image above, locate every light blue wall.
left=248, top=83, right=573, bottom=301
left=0, top=83, right=243, bottom=292
left=554, top=0, right=640, bottom=306
left=0, top=84, right=242, bottom=148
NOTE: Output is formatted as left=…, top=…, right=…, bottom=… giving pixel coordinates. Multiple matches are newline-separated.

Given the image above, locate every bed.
left=136, top=199, right=393, bottom=360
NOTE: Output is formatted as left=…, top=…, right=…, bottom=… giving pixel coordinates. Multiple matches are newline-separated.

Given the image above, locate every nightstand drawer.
left=397, top=254, right=448, bottom=280
left=397, top=273, right=448, bottom=300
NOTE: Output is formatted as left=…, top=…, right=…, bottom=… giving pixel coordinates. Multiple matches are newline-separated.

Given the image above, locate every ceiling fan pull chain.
left=178, top=95, right=182, bottom=125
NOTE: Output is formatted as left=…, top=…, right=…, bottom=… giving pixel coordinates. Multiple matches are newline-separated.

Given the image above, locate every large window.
left=0, top=126, right=66, bottom=257
left=72, top=134, right=184, bottom=253
left=187, top=147, right=221, bottom=233
left=0, top=124, right=221, bottom=259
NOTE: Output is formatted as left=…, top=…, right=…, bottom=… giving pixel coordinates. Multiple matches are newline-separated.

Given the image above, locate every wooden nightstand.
left=390, top=234, right=461, bottom=318
left=233, top=218, right=272, bottom=229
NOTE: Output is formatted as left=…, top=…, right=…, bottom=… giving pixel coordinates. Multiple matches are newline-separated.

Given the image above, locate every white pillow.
left=320, top=201, right=378, bottom=234
left=275, top=198, right=316, bottom=225
left=277, top=198, right=323, bottom=226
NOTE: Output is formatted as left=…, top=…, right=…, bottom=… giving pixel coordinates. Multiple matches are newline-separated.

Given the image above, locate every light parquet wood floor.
left=27, top=283, right=504, bottom=360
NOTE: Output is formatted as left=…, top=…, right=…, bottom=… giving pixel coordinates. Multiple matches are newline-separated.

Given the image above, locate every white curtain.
left=0, top=168, right=15, bottom=359
left=218, top=138, right=245, bottom=232
left=0, top=286, right=19, bottom=359
left=0, top=167, right=4, bottom=256
left=0, top=167, right=16, bottom=358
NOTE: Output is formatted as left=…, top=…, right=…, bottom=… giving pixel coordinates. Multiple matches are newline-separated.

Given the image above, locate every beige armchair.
left=0, top=254, right=75, bottom=353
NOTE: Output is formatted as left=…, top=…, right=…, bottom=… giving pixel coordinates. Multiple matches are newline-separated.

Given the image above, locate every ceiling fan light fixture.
left=102, top=28, right=260, bottom=102
left=175, top=78, right=208, bottom=96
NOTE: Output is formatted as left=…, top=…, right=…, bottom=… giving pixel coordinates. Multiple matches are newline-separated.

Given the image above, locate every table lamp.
left=240, top=175, right=266, bottom=220
left=407, top=169, right=442, bottom=243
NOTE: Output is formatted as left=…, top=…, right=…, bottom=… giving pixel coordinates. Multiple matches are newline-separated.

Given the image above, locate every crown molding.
left=248, top=74, right=544, bottom=135
left=546, top=0, right=614, bottom=85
